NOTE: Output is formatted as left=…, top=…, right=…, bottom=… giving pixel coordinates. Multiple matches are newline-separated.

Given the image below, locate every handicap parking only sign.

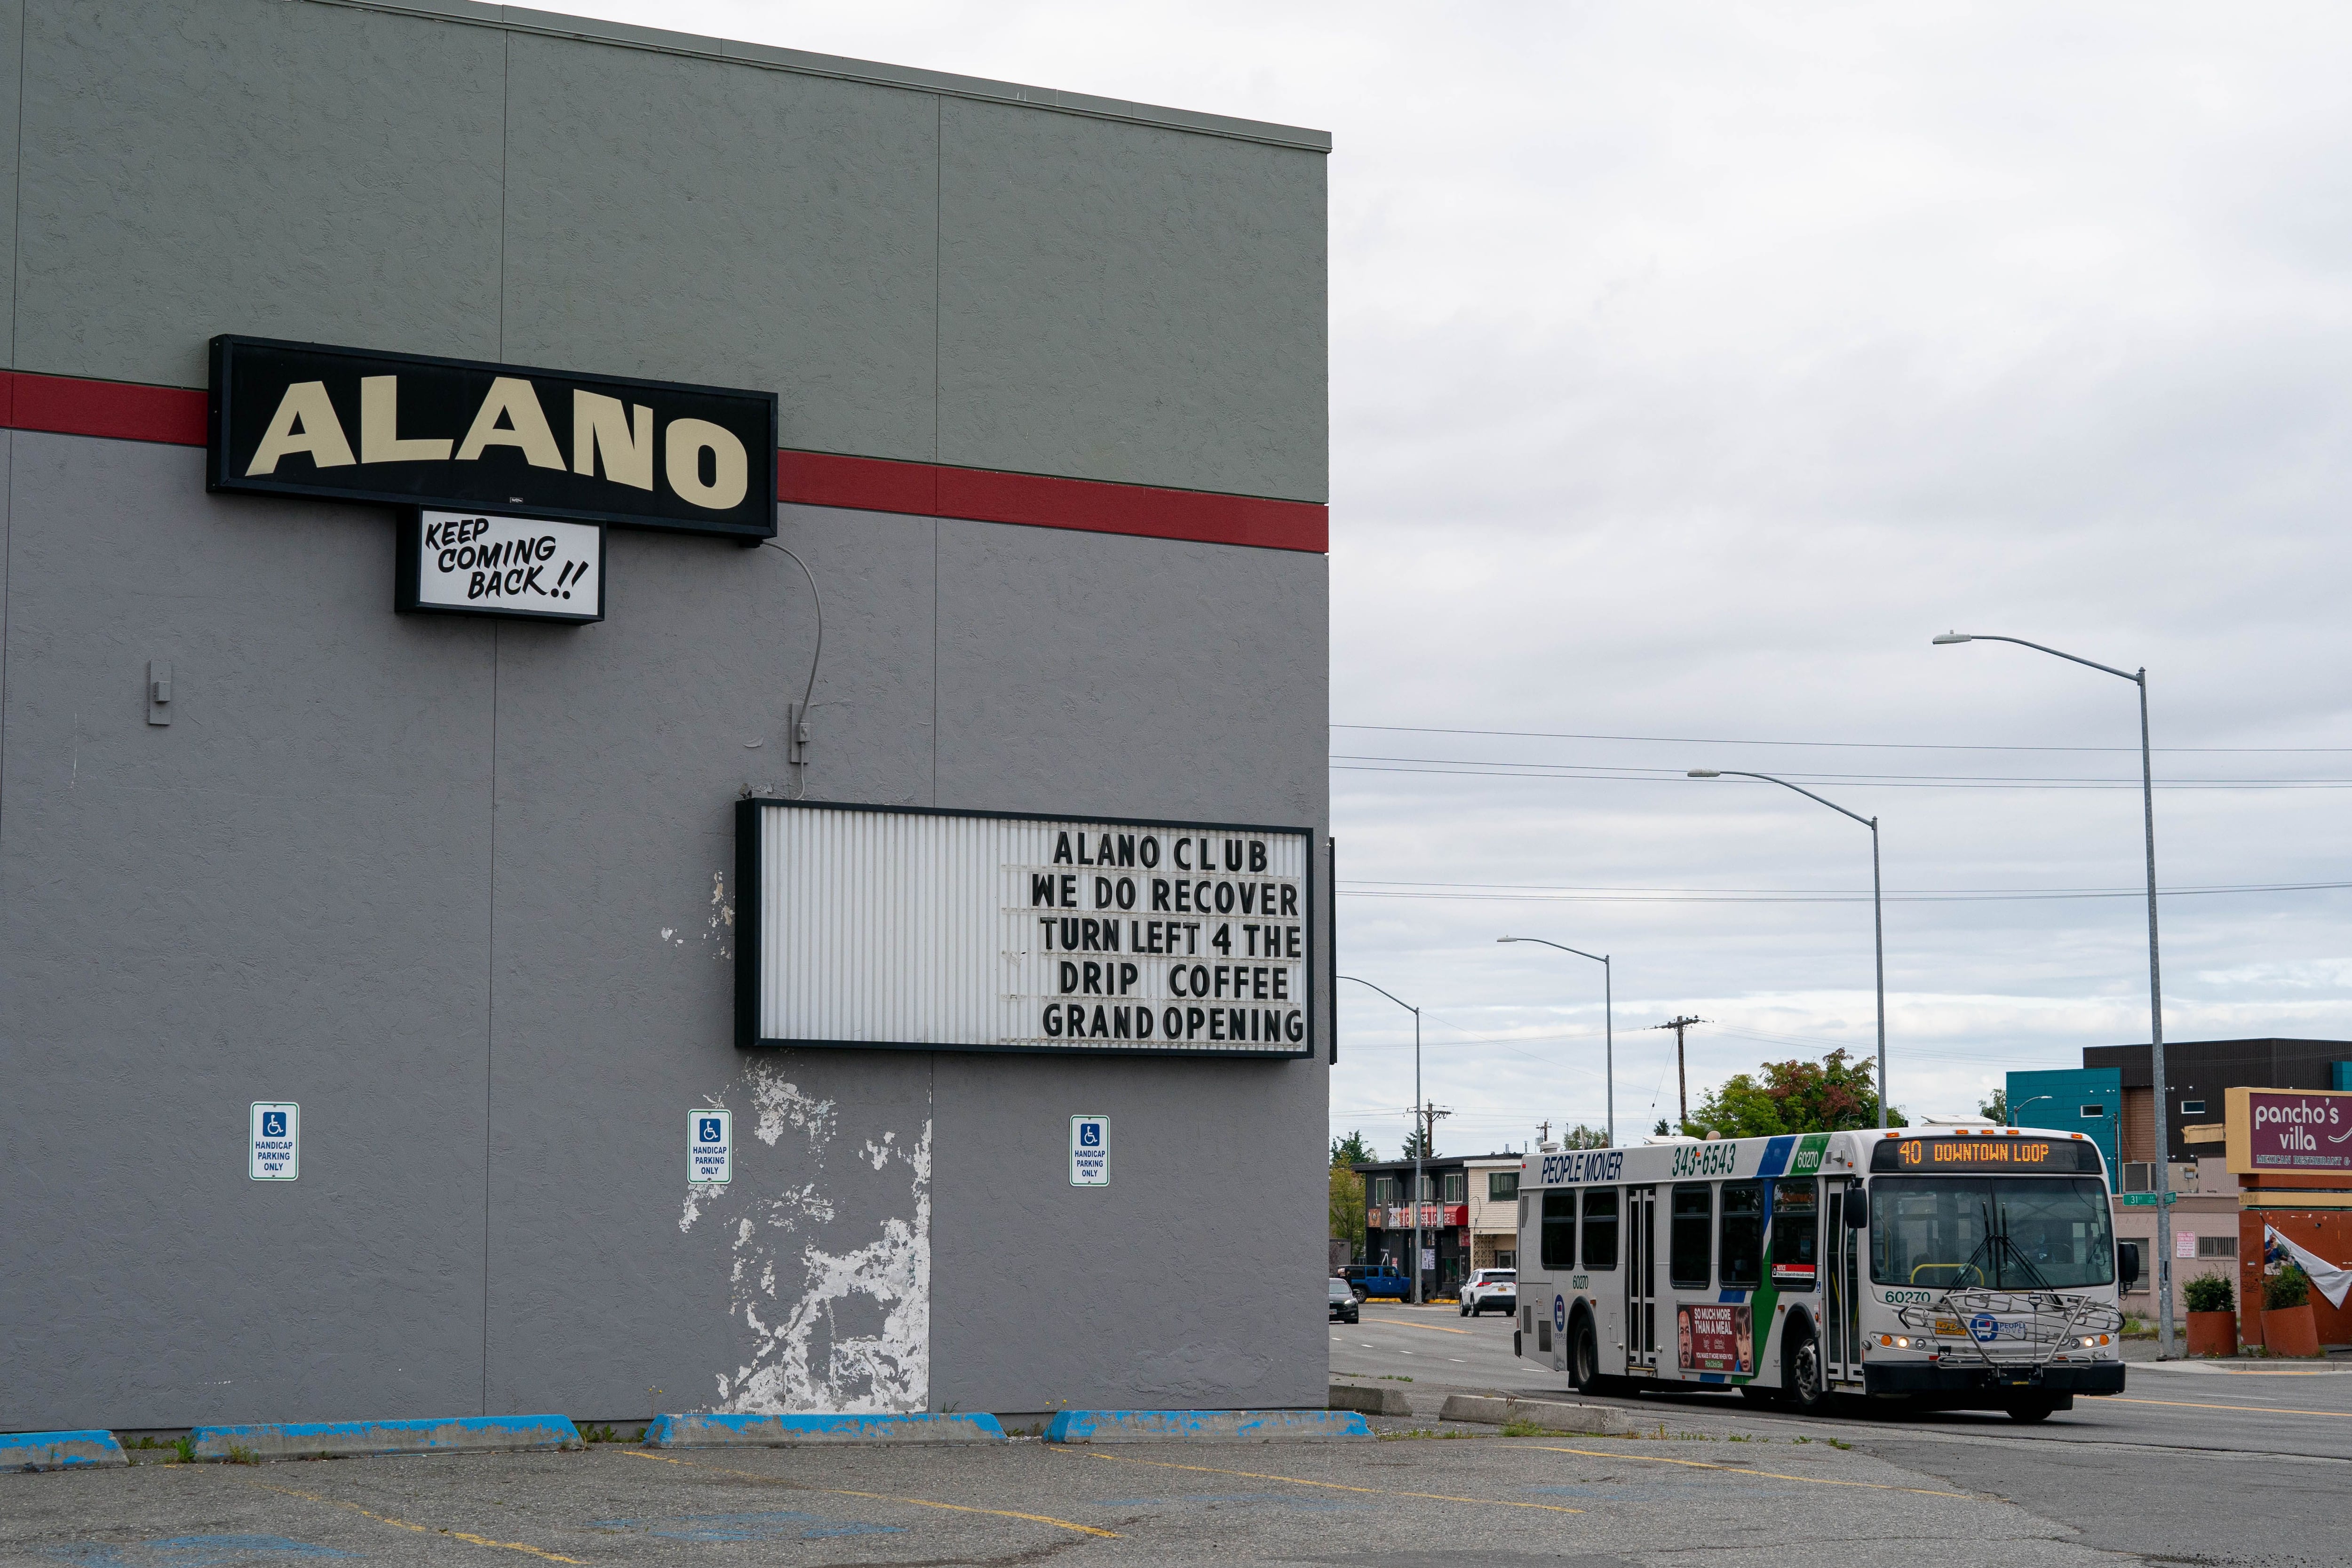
left=1069, top=1114, right=1108, bottom=1187
left=249, top=1102, right=299, bottom=1181
left=690, top=1108, right=732, bottom=1186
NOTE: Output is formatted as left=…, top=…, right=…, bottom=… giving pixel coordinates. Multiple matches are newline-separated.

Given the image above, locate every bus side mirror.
left=2119, top=1243, right=2140, bottom=1292
left=1847, top=1201, right=1868, bottom=1230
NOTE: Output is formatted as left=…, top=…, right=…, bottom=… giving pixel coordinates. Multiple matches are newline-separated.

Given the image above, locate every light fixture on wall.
left=763, top=542, right=823, bottom=796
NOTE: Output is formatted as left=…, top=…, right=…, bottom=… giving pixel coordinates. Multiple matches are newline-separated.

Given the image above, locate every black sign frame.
left=207, top=336, right=779, bottom=540
left=734, top=797, right=1320, bottom=1060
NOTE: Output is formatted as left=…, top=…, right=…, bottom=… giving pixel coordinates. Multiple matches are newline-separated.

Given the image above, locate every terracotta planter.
left=2263, top=1303, right=2321, bottom=1358
left=2185, top=1309, right=2238, bottom=1358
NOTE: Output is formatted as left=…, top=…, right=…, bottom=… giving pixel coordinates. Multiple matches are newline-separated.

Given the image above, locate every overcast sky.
left=589, top=1, right=2352, bottom=1156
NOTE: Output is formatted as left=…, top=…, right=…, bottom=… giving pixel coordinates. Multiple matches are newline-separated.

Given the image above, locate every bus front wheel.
left=1784, top=1324, right=1831, bottom=1414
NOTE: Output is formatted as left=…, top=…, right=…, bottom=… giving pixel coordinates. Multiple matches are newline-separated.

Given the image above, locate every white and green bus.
left=1513, top=1126, right=2129, bottom=1421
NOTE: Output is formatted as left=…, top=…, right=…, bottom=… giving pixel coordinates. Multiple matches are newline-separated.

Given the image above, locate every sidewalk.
left=2121, top=1337, right=2352, bottom=1371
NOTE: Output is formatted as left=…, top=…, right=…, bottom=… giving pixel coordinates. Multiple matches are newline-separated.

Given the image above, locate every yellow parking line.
left=2110, top=1395, right=2352, bottom=1419
left=1055, top=1446, right=1581, bottom=1512
left=238, top=1479, right=585, bottom=1564
left=623, top=1448, right=1117, bottom=1537
left=1527, top=1447, right=1967, bottom=1498
left=1362, top=1317, right=1476, bottom=1336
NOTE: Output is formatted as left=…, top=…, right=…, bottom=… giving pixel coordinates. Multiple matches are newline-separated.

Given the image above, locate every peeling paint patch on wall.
left=679, top=1060, right=930, bottom=1414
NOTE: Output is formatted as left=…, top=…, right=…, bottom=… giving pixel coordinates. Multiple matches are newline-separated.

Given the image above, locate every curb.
left=1, top=1430, right=127, bottom=1473
left=1044, top=1409, right=1372, bottom=1443
left=1327, top=1383, right=1412, bottom=1417
left=189, top=1414, right=583, bottom=1463
left=1435, top=1394, right=1621, bottom=1433
left=643, top=1412, right=1006, bottom=1447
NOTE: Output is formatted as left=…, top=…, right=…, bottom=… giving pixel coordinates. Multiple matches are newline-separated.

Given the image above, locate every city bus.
left=1513, top=1125, right=2129, bottom=1421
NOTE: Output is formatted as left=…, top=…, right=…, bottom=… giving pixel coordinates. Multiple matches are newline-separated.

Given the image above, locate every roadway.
left=1335, top=1300, right=2352, bottom=1565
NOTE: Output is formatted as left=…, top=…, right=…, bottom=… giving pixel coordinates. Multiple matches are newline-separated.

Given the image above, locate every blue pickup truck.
left=1337, top=1263, right=1413, bottom=1301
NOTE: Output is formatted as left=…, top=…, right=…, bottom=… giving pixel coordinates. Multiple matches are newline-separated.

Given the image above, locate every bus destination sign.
left=1871, top=1137, right=2105, bottom=1174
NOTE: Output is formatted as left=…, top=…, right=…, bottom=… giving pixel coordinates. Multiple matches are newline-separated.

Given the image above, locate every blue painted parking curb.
left=1044, top=1409, right=1373, bottom=1443
left=643, top=1412, right=1007, bottom=1447
left=1, top=1430, right=127, bottom=1472
left=188, top=1414, right=583, bottom=1462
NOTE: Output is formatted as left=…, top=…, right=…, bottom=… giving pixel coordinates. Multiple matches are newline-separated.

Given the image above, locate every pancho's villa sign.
left=2226, top=1086, right=2352, bottom=1174
left=735, top=801, right=1314, bottom=1056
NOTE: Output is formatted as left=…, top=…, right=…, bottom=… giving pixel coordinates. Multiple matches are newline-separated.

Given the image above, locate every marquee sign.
left=207, top=336, right=778, bottom=539
left=734, top=800, right=1314, bottom=1057
left=2226, top=1086, right=2352, bottom=1174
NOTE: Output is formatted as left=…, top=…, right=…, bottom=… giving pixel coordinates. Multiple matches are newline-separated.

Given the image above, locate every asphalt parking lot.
left=1, top=1425, right=2121, bottom=1568
left=10, top=1304, right=2350, bottom=1566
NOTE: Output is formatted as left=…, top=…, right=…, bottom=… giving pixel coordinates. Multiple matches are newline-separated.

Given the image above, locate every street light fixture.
left=1496, top=936, right=1614, bottom=1147
left=1686, top=769, right=1887, bottom=1130
left=1339, top=974, right=1427, bottom=1306
left=1933, top=630, right=2176, bottom=1359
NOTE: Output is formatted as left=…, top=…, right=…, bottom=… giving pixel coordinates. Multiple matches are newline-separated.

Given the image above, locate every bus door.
left=1823, top=1183, right=1862, bottom=1385
left=1625, top=1186, right=1658, bottom=1372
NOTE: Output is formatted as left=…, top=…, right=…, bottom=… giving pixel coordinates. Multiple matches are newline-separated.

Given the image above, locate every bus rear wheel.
left=2004, top=1399, right=2056, bottom=1424
left=1568, top=1317, right=1603, bottom=1396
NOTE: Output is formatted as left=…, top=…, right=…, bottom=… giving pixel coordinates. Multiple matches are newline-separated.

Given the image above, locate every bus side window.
left=1541, top=1191, right=1577, bottom=1269
left=1720, top=1180, right=1762, bottom=1289
left=1772, top=1178, right=1819, bottom=1289
left=1669, top=1183, right=1713, bottom=1289
left=1581, top=1188, right=1619, bottom=1269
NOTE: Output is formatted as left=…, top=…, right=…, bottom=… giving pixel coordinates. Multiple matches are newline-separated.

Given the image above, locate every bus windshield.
left=1869, top=1176, right=2114, bottom=1290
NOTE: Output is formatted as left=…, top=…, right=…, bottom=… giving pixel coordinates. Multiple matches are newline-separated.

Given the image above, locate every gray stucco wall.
left=10, top=0, right=1327, bottom=502
left=0, top=0, right=1328, bottom=1429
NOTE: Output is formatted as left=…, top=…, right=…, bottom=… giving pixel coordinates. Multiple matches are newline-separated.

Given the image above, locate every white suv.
left=1458, top=1268, right=1518, bottom=1317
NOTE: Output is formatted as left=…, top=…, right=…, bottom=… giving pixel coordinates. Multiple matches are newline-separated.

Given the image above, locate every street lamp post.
left=2011, top=1093, right=2060, bottom=1126
left=1686, top=769, right=1887, bottom=1130
left=1933, top=631, right=2175, bottom=1360
left=1339, top=974, right=1425, bottom=1306
left=1496, top=937, right=1614, bottom=1146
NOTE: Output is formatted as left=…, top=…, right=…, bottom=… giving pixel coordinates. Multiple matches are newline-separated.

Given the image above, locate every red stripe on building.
left=0, top=369, right=1327, bottom=553
left=4, top=370, right=209, bottom=446
left=780, top=449, right=1327, bottom=553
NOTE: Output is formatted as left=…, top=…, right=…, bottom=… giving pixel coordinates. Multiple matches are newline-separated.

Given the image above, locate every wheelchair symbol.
left=1079, top=1123, right=1102, bottom=1147
left=699, top=1117, right=723, bottom=1144
left=261, top=1111, right=287, bottom=1138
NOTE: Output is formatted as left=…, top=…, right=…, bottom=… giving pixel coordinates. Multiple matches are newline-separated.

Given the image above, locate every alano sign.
left=207, top=336, right=778, bottom=540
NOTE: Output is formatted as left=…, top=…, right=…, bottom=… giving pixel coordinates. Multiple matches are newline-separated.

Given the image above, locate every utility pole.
left=1653, top=1017, right=1706, bottom=1131
left=1414, top=1101, right=1452, bottom=1160
left=1536, top=1119, right=1553, bottom=1146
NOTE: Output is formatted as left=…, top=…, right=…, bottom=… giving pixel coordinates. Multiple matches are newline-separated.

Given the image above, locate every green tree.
left=1400, top=1124, right=1435, bottom=1160
left=1688, top=1049, right=1906, bottom=1138
left=1557, top=1123, right=1610, bottom=1149
left=1653, top=1118, right=1672, bottom=1138
left=1329, top=1162, right=1367, bottom=1259
left=1978, top=1086, right=2010, bottom=1123
left=1331, top=1130, right=1377, bottom=1166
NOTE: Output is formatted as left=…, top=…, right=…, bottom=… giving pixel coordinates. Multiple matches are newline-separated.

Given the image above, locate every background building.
left=2012, top=1042, right=2352, bottom=1328
left=2, top=0, right=1329, bottom=1431
left=1465, top=1154, right=1522, bottom=1273
left=1355, top=1152, right=1529, bottom=1297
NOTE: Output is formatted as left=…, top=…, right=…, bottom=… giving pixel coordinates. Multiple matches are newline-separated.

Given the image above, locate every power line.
left=1337, top=877, right=2352, bottom=905
left=1331, top=757, right=2352, bottom=791
left=1332, top=722, right=2352, bottom=756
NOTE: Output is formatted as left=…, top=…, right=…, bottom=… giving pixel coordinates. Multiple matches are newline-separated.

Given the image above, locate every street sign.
left=1070, top=1114, right=1109, bottom=1186
left=690, top=1109, right=732, bottom=1185
left=250, top=1102, right=299, bottom=1181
